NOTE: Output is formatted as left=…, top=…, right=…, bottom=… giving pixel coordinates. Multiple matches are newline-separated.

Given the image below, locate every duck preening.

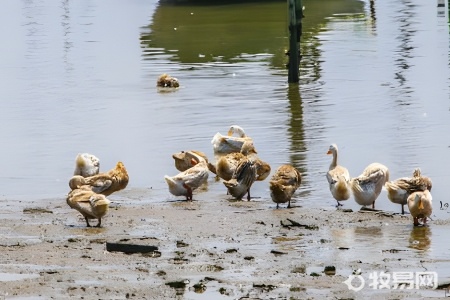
left=350, top=162, right=389, bottom=209
left=164, top=153, right=209, bottom=201
left=407, top=189, right=432, bottom=226
left=269, top=164, right=302, bottom=208
left=211, top=125, right=253, bottom=156
left=223, top=157, right=258, bottom=201
left=172, top=150, right=210, bottom=172
left=66, top=187, right=111, bottom=227
left=385, top=168, right=432, bottom=214
left=73, top=153, right=100, bottom=177
left=69, top=161, right=129, bottom=197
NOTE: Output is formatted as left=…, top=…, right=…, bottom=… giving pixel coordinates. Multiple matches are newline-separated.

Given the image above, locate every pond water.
left=1, top=0, right=448, bottom=213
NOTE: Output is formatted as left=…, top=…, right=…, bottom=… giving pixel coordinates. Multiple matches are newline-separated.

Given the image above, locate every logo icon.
left=343, top=269, right=365, bottom=292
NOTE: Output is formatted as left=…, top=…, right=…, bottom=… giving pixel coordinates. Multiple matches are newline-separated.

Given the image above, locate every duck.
left=407, top=189, right=432, bottom=226
left=157, top=73, right=179, bottom=88
left=69, top=161, right=129, bottom=196
left=269, top=164, right=302, bottom=208
left=211, top=125, right=253, bottom=156
left=164, top=155, right=209, bottom=201
left=385, top=168, right=433, bottom=214
left=73, top=153, right=100, bottom=177
left=255, top=159, right=271, bottom=181
left=215, top=140, right=257, bottom=181
left=350, top=162, right=389, bottom=209
left=172, top=150, right=209, bottom=172
left=326, top=144, right=351, bottom=207
left=216, top=152, right=246, bottom=181
left=216, top=140, right=271, bottom=184
left=66, top=187, right=111, bottom=227
left=223, top=157, right=258, bottom=200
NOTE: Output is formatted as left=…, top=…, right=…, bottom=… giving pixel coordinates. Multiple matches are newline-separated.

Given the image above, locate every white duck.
left=385, top=168, right=432, bottom=214
left=73, top=153, right=100, bottom=177
left=326, top=144, right=351, bottom=207
left=66, top=187, right=111, bottom=227
left=269, top=164, right=302, bottom=208
left=407, top=189, right=432, bottom=226
left=164, top=153, right=209, bottom=201
left=211, top=125, right=253, bottom=156
left=351, top=162, right=390, bottom=209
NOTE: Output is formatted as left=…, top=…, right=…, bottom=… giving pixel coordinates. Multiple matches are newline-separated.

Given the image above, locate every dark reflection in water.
left=392, top=0, right=415, bottom=94
left=368, top=0, right=377, bottom=32
left=141, top=0, right=365, bottom=67
left=286, top=84, right=306, bottom=169
left=408, top=226, right=431, bottom=251
left=61, top=0, right=73, bottom=72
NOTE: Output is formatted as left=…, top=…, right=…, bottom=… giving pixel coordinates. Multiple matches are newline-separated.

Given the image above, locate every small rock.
left=324, top=266, right=336, bottom=275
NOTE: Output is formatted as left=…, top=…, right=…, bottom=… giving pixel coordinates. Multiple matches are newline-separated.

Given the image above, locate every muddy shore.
left=1, top=188, right=449, bottom=300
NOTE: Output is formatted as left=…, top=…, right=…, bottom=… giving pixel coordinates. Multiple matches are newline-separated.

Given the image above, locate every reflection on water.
left=391, top=0, right=416, bottom=94
left=286, top=84, right=307, bottom=178
left=409, top=226, right=431, bottom=251
left=141, top=0, right=365, bottom=67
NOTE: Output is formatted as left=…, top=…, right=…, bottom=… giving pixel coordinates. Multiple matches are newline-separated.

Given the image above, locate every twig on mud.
left=280, top=218, right=319, bottom=230
left=358, top=207, right=396, bottom=218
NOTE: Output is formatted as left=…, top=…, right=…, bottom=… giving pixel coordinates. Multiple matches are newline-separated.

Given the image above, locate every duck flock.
left=66, top=125, right=433, bottom=228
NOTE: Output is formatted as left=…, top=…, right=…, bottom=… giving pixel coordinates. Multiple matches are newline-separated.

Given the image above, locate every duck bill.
left=418, top=199, right=424, bottom=210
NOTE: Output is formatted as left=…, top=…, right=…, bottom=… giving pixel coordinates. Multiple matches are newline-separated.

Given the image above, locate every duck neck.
left=330, top=151, right=338, bottom=170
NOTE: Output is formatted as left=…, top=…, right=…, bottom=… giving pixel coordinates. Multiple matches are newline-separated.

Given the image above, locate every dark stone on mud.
left=192, top=282, right=206, bottom=293
left=106, top=242, right=158, bottom=254
left=324, top=266, right=336, bottom=275
left=176, top=240, right=189, bottom=247
left=253, top=283, right=277, bottom=291
left=166, top=280, right=188, bottom=295
left=225, top=248, right=238, bottom=253
left=270, top=250, right=287, bottom=256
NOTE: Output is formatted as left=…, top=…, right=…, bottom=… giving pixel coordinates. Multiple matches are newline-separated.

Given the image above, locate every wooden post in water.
left=446, top=0, right=450, bottom=22
left=287, top=0, right=303, bottom=83
left=437, top=0, right=446, bottom=17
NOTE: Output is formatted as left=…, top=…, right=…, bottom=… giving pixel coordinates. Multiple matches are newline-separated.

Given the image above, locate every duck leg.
left=336, top=200, right=343, bottom=207
left=401, top=204, right=405, bottom=215
left=246, top=188, right=251, bottom=201
left=95, top=218, right=102, bottom=228
left=183, top=183, right=193, bottom=201
left=85, top=217, right=91, bottom=227
left=372, top=201, right=375, bottom=209
left=413, top=217, right=420, bottom=226
left=287, top=200, right=291, bottom=208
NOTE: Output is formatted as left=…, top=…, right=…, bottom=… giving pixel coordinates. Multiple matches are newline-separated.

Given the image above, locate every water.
left=0, top=0, right=449, bottom=292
